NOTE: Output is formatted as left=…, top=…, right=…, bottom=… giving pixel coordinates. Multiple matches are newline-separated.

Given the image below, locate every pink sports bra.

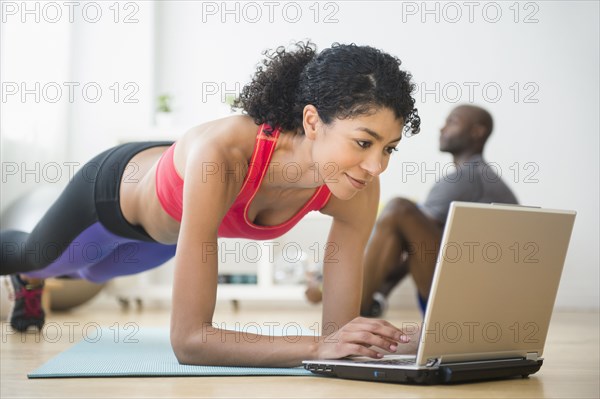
left=155, top=124, right=332, bottom=240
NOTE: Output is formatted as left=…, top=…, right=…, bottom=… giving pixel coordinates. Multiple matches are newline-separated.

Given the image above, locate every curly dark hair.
left=233, top=41, right=420, bottom=136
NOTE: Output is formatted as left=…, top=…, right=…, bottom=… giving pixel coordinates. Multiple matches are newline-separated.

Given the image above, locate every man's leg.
left=377, top=251, right=410, bottom=297
left=361, top=198, right=442, bottom=315
left=361, top=201, right=409, bottom=315
left=395, top=199, right=442, bottom=301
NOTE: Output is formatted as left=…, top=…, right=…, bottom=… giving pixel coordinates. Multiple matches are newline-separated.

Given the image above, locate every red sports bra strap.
left=234, top=124, right=281, bottom=204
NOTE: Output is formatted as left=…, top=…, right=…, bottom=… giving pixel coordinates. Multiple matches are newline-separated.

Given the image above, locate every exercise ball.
left=0, top=277, right=11, bottom=319
left=1, top=185, right=105, bottom=312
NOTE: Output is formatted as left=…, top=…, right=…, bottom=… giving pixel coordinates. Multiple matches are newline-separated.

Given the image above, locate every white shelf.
left=112, top=283, right=306, bottom=302
left=218, top=284, right=306, bottom=301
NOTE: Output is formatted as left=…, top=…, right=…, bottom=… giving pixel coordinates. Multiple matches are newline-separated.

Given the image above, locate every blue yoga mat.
left=28, top=328, right=312, bottom=378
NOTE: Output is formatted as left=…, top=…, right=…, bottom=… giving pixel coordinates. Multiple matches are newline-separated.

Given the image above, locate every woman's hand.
left=316, top=317, right=411, bottom=359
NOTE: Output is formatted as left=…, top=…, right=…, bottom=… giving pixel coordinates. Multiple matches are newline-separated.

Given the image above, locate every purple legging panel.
left=24, top=222, right=176, bottom=283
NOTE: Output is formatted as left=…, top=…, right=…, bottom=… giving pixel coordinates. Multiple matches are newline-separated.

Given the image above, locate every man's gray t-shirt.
left=421, top=154, right=518, bottom=224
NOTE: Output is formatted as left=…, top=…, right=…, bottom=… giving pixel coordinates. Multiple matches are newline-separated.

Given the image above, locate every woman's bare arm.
left=317, top=178, right=411, bottom=359
left=169, top=140, right=321, bottom=367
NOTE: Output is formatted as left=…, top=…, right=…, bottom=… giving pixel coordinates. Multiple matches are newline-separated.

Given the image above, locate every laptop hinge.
left=526, top=352, right=539, bottom=361
left=425, top=358, right=440, bottom=367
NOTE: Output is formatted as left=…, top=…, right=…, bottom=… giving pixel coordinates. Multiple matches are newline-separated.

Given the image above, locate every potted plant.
left=155, top=94, right=174, bottom=127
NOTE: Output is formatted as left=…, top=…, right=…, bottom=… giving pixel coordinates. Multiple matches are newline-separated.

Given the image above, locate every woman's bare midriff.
left=119, top=145, right=181, bottom=245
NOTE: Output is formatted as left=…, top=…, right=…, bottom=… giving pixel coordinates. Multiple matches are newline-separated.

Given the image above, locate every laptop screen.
left=416, top=202, right=576, bottom=365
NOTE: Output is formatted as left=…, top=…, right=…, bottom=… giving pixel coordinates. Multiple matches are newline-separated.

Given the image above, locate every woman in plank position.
left=1, top=41, right=420, bottom=366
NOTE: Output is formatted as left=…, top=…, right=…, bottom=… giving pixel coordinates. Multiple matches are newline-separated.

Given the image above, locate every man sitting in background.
left=305, top=105, right=518, bottom=317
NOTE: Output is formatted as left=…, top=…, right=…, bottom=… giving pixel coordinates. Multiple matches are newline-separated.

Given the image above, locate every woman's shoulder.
left=175, top=115, right=260, bottom=177
left=181, top=115, right=258, bottom=152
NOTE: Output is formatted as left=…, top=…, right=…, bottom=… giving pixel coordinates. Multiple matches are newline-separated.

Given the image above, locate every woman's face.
left=308, top=107, right=404, bottom=200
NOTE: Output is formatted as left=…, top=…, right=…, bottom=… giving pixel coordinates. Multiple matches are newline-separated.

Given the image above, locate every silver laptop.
left=303, top=202, right=576, bottom=384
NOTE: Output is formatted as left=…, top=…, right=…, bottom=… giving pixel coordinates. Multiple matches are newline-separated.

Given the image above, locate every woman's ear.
left=303, top=105, right=320, bottom=140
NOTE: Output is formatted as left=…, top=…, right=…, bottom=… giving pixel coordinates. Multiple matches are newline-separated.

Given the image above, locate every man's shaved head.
left=455, top=105, right=494, bottom=139
left=439, top=105, right=494, bottom=156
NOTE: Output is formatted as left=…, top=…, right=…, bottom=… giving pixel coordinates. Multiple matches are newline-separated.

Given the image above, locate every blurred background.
left=1, top=1, right=598, bottom=310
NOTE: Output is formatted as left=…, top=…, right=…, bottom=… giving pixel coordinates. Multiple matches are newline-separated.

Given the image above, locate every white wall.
left=2, top=1, right=598, bottom=309
left=67, top=1, right=156, bottom=164
left=1, top=3, right=71, bottom=211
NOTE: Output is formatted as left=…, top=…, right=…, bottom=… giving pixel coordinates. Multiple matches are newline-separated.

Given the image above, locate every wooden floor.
left=1, top=301, right=599, bottom=398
